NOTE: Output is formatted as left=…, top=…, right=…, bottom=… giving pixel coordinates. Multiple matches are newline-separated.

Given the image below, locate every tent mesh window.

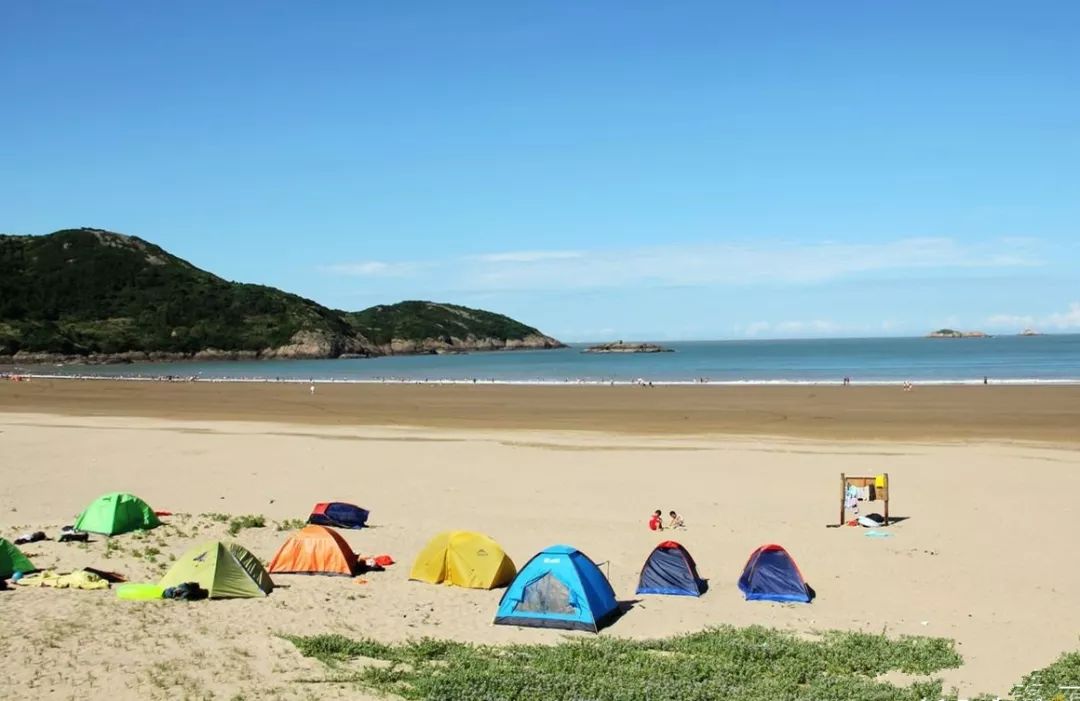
left=515, top=572, right=576, bottom=614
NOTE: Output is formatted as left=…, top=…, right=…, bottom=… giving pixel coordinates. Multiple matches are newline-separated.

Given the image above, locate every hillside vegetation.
left=344, top=301, right=544, bottom=346
left=0, top=228, right=561, bottom=359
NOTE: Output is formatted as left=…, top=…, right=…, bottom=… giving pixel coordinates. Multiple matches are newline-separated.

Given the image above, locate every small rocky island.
left=582, top=341, right=674, bottom=354
left=927, top=329, right=991, bottom=338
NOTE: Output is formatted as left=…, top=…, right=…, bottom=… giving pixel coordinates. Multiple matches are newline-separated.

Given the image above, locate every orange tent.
left=268, top=525, right=358, bottom=576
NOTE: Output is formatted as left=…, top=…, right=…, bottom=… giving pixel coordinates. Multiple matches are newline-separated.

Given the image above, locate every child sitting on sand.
left=648, top=509, right=664, bottom=531
left=668, top=510, right=685, bottom=529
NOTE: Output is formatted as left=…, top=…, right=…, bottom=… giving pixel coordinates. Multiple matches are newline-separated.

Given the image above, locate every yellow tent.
left=410, top=530, right=516, bottom=589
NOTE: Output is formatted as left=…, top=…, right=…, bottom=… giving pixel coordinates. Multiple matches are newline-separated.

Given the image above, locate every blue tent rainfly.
left=737, top=544, right=813, bottom=603
left=494, top=544, right=619, bottom=632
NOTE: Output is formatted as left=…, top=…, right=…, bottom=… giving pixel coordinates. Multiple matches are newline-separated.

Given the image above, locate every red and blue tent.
left=636, top=541, right=706, bottom=596
left=737, top=544, right=813, bottom=603
left=307, top=502, right=369, bottom=529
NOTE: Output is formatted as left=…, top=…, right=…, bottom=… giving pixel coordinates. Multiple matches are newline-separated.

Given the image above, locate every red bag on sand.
left=373, top=555, right=394, bottom=567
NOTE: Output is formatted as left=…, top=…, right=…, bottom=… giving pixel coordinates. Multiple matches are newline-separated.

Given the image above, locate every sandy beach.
left=1, top=382, right=1078, bottom=699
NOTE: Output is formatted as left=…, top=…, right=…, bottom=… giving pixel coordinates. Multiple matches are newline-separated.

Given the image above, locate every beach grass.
left=287, top=625, right=966, bottom=701
left=274, top=517, right=308, bottom=532
left=1009, top=651, right=1080, bottom=701
left=226, top=513, right=266, bottom=536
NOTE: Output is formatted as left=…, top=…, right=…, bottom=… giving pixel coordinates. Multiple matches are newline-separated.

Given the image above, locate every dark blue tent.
left=307, top=502, right=369, bottom=529
left=737, top=544, right=812, bottom=603
left=636, top=541, right=706, bottom=596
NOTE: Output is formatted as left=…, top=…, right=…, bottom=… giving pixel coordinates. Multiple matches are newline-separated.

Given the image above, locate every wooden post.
left=883, top=472, right=890, bottom=526
left=840, top=472, right=847, bottom=526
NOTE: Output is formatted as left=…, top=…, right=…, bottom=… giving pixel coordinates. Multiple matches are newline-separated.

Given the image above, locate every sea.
left=19, top=334, right=1080, bottom=385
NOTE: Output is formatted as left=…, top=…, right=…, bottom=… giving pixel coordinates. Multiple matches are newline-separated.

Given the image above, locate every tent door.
left=515, top=572, right=576, bottom=614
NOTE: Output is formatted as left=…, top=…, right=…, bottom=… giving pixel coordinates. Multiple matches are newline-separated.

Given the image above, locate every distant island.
left=1019, top=328, right=1041, bottom=336
left=582, top=341, right=674, bottom=354
left=0, top=228, right=564, bottom=364
left=927, top=329, right=991, bottom=339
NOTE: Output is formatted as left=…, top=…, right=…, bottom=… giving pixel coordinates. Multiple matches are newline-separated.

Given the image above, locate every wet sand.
left=1, top=379, right=1079, bottom=442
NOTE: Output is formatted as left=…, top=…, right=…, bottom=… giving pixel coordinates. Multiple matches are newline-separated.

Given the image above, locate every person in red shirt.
left=648, top=509, right=664, bottom=531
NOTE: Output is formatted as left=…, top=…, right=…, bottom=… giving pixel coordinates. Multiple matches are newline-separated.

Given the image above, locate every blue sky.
left=2, top=2, right=1077, bottom=341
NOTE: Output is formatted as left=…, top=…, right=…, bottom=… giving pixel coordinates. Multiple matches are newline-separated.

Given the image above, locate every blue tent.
left=307, top=502, right=369, bottom=529
left=737, top=544, right=813, bottom=603
left=494, top=545, right=619, bottom=632
left=636, top=541, right=706, bottom=596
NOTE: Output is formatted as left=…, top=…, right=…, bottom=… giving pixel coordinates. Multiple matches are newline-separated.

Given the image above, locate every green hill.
left=344, top=301, right=556, bottom=351
left=0, top=228, right=562, bottom=361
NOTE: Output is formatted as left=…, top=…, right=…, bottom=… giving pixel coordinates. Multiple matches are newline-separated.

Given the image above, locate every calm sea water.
left=23, top=335, right=1080, bottom=384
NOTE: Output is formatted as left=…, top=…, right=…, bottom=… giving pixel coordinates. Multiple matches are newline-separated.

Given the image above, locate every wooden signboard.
left=840, top=472, right=889, bottom=526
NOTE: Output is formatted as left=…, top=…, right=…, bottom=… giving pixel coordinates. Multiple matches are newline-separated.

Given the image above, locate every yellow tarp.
left=410, top=530, right=516, bottom=589
left=17, top=570, right=109, bottom=590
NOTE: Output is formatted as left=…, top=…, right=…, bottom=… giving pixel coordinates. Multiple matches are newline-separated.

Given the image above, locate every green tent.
left=159, top=541, right=273, bottom=599
left=0, top=538, right=35, bottom=579
left=74, top=492, right=160, bottom=535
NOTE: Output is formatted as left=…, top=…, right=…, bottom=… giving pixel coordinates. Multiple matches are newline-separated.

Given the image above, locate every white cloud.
left=1047, top=303, right=1080, bottom=329
left=987, top=313, right=1036, bottom=327
left=740, top=319, right=845, bottom=338
left=465, top=237, right=1042, bottom=291
left=321, top=261, right=425, bottom=277
left=321, top=237, right=1043, bottom=292
left=986, top=302, right=1080, bottom=331
left=470, top=250, right=584, bottom=263
left=742, top=321, right=772, bottom=336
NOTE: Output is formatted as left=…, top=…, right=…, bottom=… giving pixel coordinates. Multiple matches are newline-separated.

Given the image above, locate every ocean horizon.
left=12, top=333, right=1080, bottom=385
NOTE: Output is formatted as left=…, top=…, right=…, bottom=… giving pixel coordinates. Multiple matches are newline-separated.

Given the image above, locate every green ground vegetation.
left=274, top=518, right=308, bottom=532
left=287, top=625, right=981, bottom=701
left=1008, top=651, right=1080, bottom=701
left=227, top=514, right=266, bottom=536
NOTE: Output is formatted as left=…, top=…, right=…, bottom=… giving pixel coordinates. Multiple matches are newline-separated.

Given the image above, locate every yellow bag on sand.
left=116, top=583, right=165, bottom=600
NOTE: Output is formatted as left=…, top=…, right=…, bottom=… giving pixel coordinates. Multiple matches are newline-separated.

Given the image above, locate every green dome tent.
left=159, top=541, right=273, bottom=599
left=0, top=538, right=34, bottom=579
left=75, top=492, right=160, bottom=535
